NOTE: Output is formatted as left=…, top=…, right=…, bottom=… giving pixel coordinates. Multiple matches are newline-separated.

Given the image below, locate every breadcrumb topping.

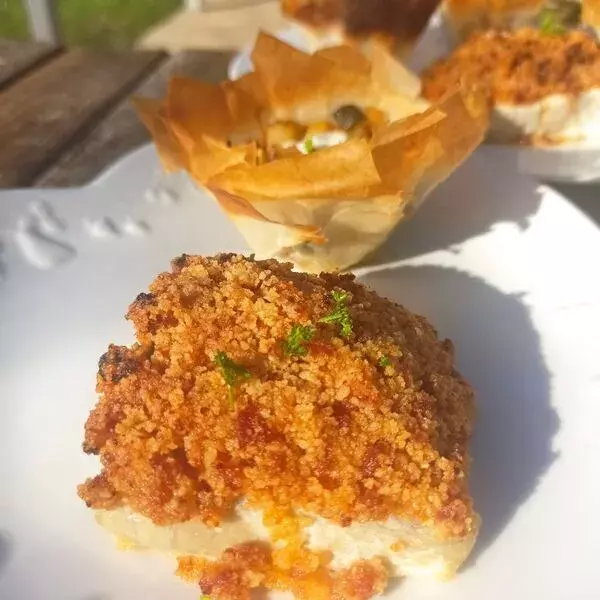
left=79, top=254, right=476, bottom=540
left=177, top=542, right=389, bottom=600
left=283, top=0, right=442, bottom=43
left=422, top=28, right=600, bottom=105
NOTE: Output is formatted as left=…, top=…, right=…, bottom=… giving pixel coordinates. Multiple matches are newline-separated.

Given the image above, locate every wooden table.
left=0, top=39, right=598, bottom=226
left=0, top=39, right=231, bottom=189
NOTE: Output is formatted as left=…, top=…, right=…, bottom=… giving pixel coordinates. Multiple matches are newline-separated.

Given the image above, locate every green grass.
left=0, top=0, right=181, bottom=49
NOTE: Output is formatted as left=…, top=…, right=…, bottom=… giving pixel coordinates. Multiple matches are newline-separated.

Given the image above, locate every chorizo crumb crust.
left=283, top=0, right=442, bottom=47
left=78, top=254, right=476, bottom=598
left=177, top=542, right=389, bottom=600
left=422, top=28, right=600, bottom=105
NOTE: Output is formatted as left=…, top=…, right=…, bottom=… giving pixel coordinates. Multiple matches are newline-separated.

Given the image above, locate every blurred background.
left=1, top=0, right=181, bottom=48
left=0, top=0, right=597, bottom=223
left=0, top=0, right=281, bottom=50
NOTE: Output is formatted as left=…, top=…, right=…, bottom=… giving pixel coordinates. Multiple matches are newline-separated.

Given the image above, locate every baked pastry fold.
left=135, top=33, right=487, bottom=273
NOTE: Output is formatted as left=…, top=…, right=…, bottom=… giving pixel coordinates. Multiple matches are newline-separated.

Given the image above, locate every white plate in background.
left=228, top=14, right=600, bottom=183
left=0, top=145, right=600, bottom=599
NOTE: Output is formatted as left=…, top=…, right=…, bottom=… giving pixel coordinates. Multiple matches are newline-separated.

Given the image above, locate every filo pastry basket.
left=135, top=33, right=488, bottom=273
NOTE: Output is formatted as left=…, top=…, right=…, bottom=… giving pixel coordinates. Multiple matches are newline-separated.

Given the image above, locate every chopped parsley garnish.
left=539, top=8, right=567, bottom=36
left=378, top=355, right=392, bottom=368
left=319, top=290, right=353, bottom=338
left=303, top=137, right=315, bottom=154
left=214, top=351, right=251, bottom=406
left=284, top=324, right=315, bottom=356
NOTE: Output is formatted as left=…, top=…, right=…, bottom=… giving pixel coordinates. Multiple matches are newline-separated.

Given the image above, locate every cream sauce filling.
left=296, top=130, right=349, bottom=154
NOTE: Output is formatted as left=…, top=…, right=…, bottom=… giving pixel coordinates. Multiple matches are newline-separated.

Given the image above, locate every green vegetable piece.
left=319, top=290, right=353, bottom=338
left=378, top=355, right=392, bottom=368
left=284, top=324, right=315, bottom=356
left=539, top=7, right=567, bottom=35
left=214, top=351, right=251, bottom=406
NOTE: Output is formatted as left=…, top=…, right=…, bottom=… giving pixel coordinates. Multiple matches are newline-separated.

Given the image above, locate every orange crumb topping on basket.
left=422, top=28, right=600, bottom=105
left=78, top=254, right=476, bottom=539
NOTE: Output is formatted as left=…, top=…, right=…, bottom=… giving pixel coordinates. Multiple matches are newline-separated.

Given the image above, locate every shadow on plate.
left=550, top=181, right=600, bottom=225
left=359, top=264, right=559, bottom=566
left=0, top=530, right=13, bottom=577
left=367, top=152, right=543, bottom=265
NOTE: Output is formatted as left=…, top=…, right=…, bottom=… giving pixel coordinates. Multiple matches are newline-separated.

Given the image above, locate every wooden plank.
left=0, top=48, right=165, bottom=189
left=0, top=39, right=60, bottom=91
left=36, top=50, right=232, bottom=188
left=24, top=0, right=61, bottom=44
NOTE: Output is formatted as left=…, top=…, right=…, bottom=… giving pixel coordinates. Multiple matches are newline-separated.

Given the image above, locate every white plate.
left=1, top=145, right=600, bottom=600
left=228, top=16, right=600, bottom=183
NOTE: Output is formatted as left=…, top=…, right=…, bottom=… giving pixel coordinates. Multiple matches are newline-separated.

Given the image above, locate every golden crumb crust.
left=422, top=28, right=600, bottom=105
left=282, top=0, right=343, bottom=28
left=282, top=0, right=441, bottom=42
left=79, top=254, right=476, bottom=541
left=177, top=541, right=388, bottom=600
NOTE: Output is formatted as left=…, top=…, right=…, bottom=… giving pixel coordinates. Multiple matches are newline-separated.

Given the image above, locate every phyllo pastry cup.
left=135, top=33, right=487, bottom=273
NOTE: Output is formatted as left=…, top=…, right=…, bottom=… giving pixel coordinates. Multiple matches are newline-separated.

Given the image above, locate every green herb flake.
left=214, top=351, right=251, bottom=406
left=304, top=137, right=315, bottom=154
left=200, top=596, right=212, bottom=600
left=319, top=290, right=353, bottom=338
left=378, top=355, right=392, bottom=368
left=284, top=324, right=315, bottom=356
left=539, top=8, right=567, bottom=36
